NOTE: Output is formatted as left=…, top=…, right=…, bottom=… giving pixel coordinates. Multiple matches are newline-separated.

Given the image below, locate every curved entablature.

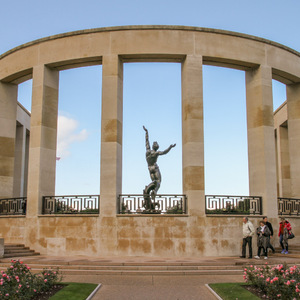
left=0, top=25, right=300, bottom=84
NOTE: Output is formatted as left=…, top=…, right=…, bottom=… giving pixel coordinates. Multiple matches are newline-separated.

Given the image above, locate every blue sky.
left=1, top=0, right=299, bottom=196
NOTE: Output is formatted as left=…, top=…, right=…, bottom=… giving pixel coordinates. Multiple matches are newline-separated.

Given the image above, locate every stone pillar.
left=100, top=55, right=123, bottom=216
left=276, top=125, right=291, bottom=197
left=245, top=65, right=277, bottom=217
left=27, top=65, right=59, bottom=216
left=0, top=82, right=18, bottom=198
left=23, top=131, right=30, bottom=197
left=286, top=83, right=300, bottom=198
left=13, top=124, right=26, bottom=197
left=181, top=55, right=204, bottom=215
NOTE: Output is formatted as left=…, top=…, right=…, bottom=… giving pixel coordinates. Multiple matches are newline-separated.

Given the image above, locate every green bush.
left=244, top=263, right=300, bottom=299
left=0, top=259, right=62, bottom=299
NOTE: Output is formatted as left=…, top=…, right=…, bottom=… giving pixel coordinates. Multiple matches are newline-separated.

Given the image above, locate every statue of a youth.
left=143, top=126, right=176, bottom=197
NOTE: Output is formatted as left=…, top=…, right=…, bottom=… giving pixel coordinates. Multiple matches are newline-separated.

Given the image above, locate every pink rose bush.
left=0, top=260, right=62, bottom=299
left=244, top=263, right=300, bottom=299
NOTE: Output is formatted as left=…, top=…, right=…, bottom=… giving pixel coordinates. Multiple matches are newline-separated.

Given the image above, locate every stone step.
left=273, top=247, right=300, bottom=256
left=0, top=265, right=243, bottom=276
left=5, top=248, right=32, bottom=253
left=4, top=245, right=29, bottom=250
left=57, top=269, right=243, bottom=276
left=0, top=258, right=299, bottom=276
left=0, top=262, right=242, bottom=271
left=3, top=252, right=40, bottom=258
left=275, top=244, right=300, bottom=250
left=0, top=261, right=298, bottom=276
left=0, top=259, right=237, bottom=267
left=271, top=254, right=300, bottom=259
left=3, top=244, right=40, bottom=259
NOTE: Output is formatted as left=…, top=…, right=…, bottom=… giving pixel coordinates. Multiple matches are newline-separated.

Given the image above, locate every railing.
left=118, top=194, right=187, bottom=214
left=42, top=195, right=100, bottom=214
left=278, top=197, right=300, bottom=216
left=0, top=197, right=27, bottom=215
left=205, top=195, right=262, bottom=215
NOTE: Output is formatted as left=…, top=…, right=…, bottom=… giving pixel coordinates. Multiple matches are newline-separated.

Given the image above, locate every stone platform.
left=1, top=253, right=300, bottom=300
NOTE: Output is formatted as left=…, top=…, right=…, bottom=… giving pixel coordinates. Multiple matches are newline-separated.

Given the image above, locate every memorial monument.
left=142, top=126, right=176, bottom=212
left=0, top=26, right=299, bottom=257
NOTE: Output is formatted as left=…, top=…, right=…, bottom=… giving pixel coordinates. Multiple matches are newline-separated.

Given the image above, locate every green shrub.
left=0, top=259, right=62, bottom=299
left=244, top=263, right=300, bottom=299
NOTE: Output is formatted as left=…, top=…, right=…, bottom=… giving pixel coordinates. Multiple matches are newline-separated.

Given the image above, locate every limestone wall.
left=0, top=215, right=299, bottom=257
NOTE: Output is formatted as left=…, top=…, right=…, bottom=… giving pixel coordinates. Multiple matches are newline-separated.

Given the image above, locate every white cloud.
left=57, top=115, right=88, bottom=159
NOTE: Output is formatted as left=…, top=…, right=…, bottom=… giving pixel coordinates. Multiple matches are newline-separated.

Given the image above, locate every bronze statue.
left=143, top=126, right=176, bottom=211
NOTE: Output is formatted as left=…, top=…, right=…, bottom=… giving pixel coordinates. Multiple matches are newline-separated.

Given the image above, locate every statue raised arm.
left=158, top=143, right=176, bottom=156
left=142, top=126, right=176, bottom=211
left=143, top=126, right=150, bottom=151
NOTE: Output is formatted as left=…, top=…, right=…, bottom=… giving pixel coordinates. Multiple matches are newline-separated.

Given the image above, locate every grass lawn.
left=50, top=282, right=99, bottom=300
left=209, top=283, right=261, bottom=300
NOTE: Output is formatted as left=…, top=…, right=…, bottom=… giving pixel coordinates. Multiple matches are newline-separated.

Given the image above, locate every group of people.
left=240, top=216, right=293, bottom=259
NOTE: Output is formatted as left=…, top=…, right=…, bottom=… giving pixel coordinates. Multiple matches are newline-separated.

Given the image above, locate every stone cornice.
left=1, top=25, right=300, bottom=60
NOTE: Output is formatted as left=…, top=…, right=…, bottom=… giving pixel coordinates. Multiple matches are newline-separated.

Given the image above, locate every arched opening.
left=203, top=66, right=249, bottom=196
left=55, top=66, right=102, bottom=196
left=122, top=63, right=182, bottom=195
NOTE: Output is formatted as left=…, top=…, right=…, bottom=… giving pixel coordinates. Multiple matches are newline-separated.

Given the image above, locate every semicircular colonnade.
left=0, top=26, right=300, bottom=257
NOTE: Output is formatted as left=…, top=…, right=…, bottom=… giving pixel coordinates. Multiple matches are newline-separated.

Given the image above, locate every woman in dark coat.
left=255, top=221, right=271, bottom=260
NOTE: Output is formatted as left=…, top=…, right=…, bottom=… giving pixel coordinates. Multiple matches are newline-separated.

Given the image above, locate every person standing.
left=263, top=216, right=275, bottom=253
left=279, top=217, right=292, bottom=254
left=255, top=221, right=271, bottom=259
left=240, top=217, right=255, bottom=258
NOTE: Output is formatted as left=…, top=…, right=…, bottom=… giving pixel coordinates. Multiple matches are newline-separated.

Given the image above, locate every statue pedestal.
left=142, top=210, right=161, bottom=214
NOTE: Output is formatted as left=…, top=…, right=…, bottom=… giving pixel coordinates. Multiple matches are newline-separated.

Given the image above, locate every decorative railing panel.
left=278, top=197, right=300, bottom=216
left=119, top=195, right=187, bottom=214
left=0, top=197, right=27, bottom=215
left=42, top=195, right=100, bottom=214
left=205, top=195, right=262, bottom=215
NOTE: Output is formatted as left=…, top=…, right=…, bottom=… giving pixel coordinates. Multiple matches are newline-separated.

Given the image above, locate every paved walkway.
left=64, top=273, right=242, bottom=300
left=61, top=255, right=299, bottom=300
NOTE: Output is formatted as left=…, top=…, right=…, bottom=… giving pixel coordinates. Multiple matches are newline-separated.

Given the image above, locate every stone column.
left=181, top=55, right=204, bottom=215
left=26, top=65, right=59, bottom=216
left=245, top=65, right=277, bottom=217
left=286, top=83, right=300, bottom=198
left=0, top=82, right=18, bottom=198
left=23, top=131, right=30, bottom=198
left=276, top=125, right=291, bottom=197
left=100, top=55, right=123, bottom=216
left=13, top=124, right=26, bottom=197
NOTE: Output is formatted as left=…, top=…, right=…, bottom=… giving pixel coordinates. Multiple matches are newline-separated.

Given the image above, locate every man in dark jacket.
left=263, top=216, right=275, bottom=253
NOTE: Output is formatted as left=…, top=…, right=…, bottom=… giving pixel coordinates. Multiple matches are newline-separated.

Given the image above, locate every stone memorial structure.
left=0, top=26, right=299, bottom=257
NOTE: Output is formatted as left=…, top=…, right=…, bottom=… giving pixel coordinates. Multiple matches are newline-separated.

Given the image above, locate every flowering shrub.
left=244, top=263, right=300, bottom=299
left=0, top=260, right=62, bottom=299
